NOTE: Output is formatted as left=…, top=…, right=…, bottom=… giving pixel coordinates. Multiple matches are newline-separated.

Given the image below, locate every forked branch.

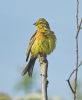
left=67, top=0, right=82, bottom=100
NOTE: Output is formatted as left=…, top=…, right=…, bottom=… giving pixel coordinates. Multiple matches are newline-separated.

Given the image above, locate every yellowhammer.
left=22, top=18, right=57, bottom=76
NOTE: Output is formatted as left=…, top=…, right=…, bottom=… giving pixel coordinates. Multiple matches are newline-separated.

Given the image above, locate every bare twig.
left=76, top=19, right=82, bottom=38
left=76, top=0, right=79, bottom=29
left=67, top=0, right=82, bottom=100
left=67, top=61, right=82, bottom=80
left=68, top=61, right=82, bottom=80
left=78, top=60, right=82, bottom=67
left=38, top=54, right=48, bottom=100
left=67, top=61, right=82, bottom=94
left=67, top=79, right=75, bottom=94
left=74, top=0, right=79, bottom=99
left=80, top=19, right=82, bottom=29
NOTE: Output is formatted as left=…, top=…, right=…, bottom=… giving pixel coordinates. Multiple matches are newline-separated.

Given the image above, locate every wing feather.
left=26, top=31, right=37, bottom=61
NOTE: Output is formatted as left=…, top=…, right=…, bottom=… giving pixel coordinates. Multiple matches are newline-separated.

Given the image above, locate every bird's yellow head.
left=33, top=18, right=50, bottom=30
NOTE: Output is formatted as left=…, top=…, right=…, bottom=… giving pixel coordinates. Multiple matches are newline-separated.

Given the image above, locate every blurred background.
left=0, top=0, right=82, bottom=100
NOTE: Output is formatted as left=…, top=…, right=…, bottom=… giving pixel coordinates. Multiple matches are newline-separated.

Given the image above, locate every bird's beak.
left=33, top=22, right=37, bottom=26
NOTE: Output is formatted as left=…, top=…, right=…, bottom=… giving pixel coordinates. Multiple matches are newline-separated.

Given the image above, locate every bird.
left=22, top=18, right=57, bottom=76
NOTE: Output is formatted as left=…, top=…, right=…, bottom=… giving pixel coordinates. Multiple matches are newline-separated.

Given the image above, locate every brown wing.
left=26, top=31, right=37, bottom=61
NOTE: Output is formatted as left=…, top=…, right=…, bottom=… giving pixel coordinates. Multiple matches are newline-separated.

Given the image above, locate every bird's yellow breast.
left=31, top=30, right=56, bottom=57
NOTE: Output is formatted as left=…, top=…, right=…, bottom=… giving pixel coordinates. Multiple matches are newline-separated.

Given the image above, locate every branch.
left=80, top=19, right=82, bottom=29
left=74, top=0, right=79, bottom=99
left=67, top=0, right=82, bottom=100
left=67, top=79, right=75, bottom=94
left=68, top=61, right=82, bottom=80
left=76, top=19, right=82, bottom=39
left=67, top=61, right=82, bottom=94
left=38, top=54, right=48, bottom=100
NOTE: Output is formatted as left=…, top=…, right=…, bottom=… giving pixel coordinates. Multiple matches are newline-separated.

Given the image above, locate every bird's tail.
left=22, top=57, right=36, bottom=76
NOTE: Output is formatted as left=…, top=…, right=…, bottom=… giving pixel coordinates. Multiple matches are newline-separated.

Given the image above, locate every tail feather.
left=22, top=57, right=36, bottom=76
